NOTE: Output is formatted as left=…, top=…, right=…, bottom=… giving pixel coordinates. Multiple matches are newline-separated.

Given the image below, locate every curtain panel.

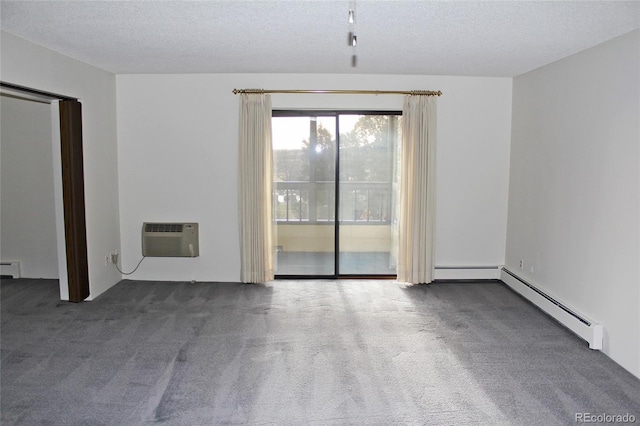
left=397, top=95, right=437, bottom=284
left=238, top=93, right=274, bottom=283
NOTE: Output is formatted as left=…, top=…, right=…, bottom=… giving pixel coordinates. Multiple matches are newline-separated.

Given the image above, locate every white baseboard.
left=500, top=268, right=603, bottom=350
left=434, top=266, right=501, bottom=280
left=0, top=261, right=21, bottom=278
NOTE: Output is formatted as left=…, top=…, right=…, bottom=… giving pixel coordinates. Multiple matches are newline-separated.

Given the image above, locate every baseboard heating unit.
left=0, top=261, right=21, bottom=278
left=434, top=265, right=501, bottom=280
left=500, top=268, right=603, bottom=350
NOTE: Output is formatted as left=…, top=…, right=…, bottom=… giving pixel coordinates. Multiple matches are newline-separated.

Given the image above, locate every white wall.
left=506, top=30, right=640, bottom=377
left=1, top=96, right=58, bottom=278
left=116, top=74, right=512, bottom=282
left=1, top=32, right=121, bottom=299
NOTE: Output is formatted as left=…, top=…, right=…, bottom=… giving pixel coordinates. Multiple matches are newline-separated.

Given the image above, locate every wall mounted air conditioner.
left=142, top=223, right=199, bottom=257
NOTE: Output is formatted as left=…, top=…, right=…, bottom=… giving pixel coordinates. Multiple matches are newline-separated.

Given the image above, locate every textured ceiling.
left=1, top=1, right=639, bottom=77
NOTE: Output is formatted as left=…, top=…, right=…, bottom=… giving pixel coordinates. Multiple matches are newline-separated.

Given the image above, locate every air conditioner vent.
left=145, top=223, right=183, bottom=233
left=142, top=222, right=199, bottom=257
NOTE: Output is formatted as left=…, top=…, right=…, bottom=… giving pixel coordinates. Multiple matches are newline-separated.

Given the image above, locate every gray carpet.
left=1, top=278, right=639, bottom=425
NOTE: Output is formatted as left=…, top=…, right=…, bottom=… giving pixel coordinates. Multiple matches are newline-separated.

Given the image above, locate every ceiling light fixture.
left=348, top=1, right=357, bottom=67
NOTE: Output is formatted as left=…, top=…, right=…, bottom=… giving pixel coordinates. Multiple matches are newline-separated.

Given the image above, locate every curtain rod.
left=232, top=88, right=442, bottom=96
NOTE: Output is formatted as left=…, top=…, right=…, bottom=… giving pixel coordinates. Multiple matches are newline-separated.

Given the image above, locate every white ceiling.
left=1, top=1, right=639, bottom=77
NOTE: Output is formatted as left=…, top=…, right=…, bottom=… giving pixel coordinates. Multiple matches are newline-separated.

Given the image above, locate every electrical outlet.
left=519, top=259, right=524, bottom=269
left=104, top=255, right=110, bottom=266
left=111, top=251, right=119, bottom=265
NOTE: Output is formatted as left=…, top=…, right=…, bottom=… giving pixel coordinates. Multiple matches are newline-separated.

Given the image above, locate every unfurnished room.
left=1, top=1, right=639, bottom=424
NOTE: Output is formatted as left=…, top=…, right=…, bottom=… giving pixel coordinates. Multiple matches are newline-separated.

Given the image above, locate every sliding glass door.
left=272, top=115, right=336, bottom=276
left=272, top=111, right=400, bottom=277
left=338, top=114, right=400, bottom=275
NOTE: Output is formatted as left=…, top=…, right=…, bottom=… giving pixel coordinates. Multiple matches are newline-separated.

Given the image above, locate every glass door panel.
left=338, top=114, right=400, bottom=275
left=272, top=115, right=336, bottom=276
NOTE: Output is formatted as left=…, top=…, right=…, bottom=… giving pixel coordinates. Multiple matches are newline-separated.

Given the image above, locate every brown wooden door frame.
left=59, top=100, right=90, bottom=302
left=1, top=83, right=90, bottom=302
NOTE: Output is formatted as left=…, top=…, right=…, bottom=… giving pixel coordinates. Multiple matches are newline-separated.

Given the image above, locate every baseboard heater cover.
left=501, top=268, right=603, bottom=350
left=0, top=261, right=21, bottom=278
left=434, top=266, right=501, bottom=280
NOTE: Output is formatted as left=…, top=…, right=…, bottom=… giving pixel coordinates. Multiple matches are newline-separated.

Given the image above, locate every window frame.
left=272, top=109, right=401, bottom=225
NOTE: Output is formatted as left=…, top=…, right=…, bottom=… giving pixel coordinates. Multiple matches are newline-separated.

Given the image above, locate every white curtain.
left=389, top=119, right=402, bottom=271
left=397, top=95, right=437, bottom=284
left=238, top=93, right=274, bottom=283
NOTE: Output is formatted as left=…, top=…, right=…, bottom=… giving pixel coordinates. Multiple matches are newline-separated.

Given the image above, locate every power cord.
left=114, top=256, right=146, bottom=276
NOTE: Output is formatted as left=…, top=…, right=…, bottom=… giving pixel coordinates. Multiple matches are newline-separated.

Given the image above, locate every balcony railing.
left=274, top=181, right=392, bottom=224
